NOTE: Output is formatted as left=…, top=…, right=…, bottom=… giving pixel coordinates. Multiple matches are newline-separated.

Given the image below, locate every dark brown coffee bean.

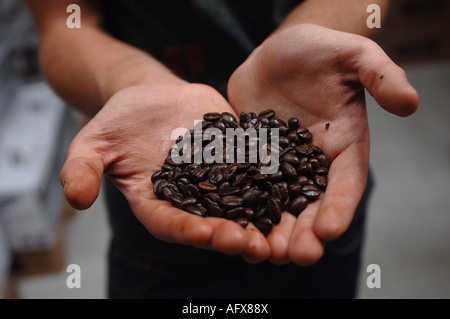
left=301, top=185, right=321, bottom=201
left=315, top=167, right=329, bottom=176
left=267, top=169, right=283, bottom=183
left=153, top=179, right=169, bottom=199
left=221, top=112, right=237, bottom=125
left=287, top=131, right=301, bottom=145
left=288, top=183, right=303, bottom=198
left=225, top=207, right=245, bottom=220
left=192, top=166, right=210, bottom=181
left=282, top=153, right=300, bottom=168
left=204, top=192, right=221, bottom=203
left=314, top=175, right=327, bottom=189
left=207, top=204, right=224, bottom=217
left=271, top=182, right=289, bottom=201
left=242, top=187, right=262, bottom=207
left=203, top=112, right=221, bottom=122
left=288, top=117, right=300, bottom=130
left=298, top=131, right=312, bottom=143
left=243, top=207, right=255, bottom=220
left=198, top=181, right=218, bottom=192
left=224, top=165, right=238, bottom=180
left=255, top=207, right=267, bottom=219
left=219, top=186, right=241, bottom=196
left=214, top=120, right=226, bottom=132
left=255, top=217, right=273, bottom=236
left=187, top=184, right=201, bottom=199
left=278, top=136, right=291, bottom=148
left=316, top=154, right=330, bottom=168
left=169, top=192, right=184, bottom=208
left=281, top=162, right=297, bottom=180
left=221, top=195, right=244, bottom=208
left=163, top=184, right=178, bottom=201
left=295, top=145, right=313, bottom=157
left=186, top=205, right=206, bottom=216
left=289, top=195, right=309, bottom=216
left=309, top=158, right=320, bottom=169
left=266, top=198, right=282, bottom=224
left=180, top=197, right=198, bottom=210
left=151, top=170, right=163, bottom=183
left=297, top=163, right=313, bottom=177
left=296, top=176, right=309, bottom=186
left=240, top=112, right=247, bottom=124
left=235, top=217, right=249, bottom=228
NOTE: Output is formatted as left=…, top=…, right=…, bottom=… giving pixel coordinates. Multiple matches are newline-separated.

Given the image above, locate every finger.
left=60, top=143, right=104, bottom=210
left=241, top=223, right=271, bottom=263
left=313, top=142, right=368, bottom=242
left=357, top=41, right=419, bottom=117
left=287, top=201, right=325, bottom=266
left=267, top=212, right=296, bottom=265
left=136, top=200, right=215, bottom=247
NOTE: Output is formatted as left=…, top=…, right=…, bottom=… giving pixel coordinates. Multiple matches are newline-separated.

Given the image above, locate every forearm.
left=276, top=0, right=389, bottom=37
left=25, top=0, right=182, bottom=116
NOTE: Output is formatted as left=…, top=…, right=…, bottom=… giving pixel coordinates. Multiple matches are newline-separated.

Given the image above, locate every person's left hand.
left=228, top=24, right=419, bottom=265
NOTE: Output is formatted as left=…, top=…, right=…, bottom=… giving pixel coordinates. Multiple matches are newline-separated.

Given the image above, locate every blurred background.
left=0, top=0, right=449, bottom=299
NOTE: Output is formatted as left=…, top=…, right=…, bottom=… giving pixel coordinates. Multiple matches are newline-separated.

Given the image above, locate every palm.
left=228, top=24, right=418, bottom=264
left=61, top=83, right=271, bottom=261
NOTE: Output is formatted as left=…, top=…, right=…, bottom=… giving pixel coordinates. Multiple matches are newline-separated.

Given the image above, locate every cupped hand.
left=60, top=83, right=271, bottom=261
left=228, top=24, right=419, bottom=265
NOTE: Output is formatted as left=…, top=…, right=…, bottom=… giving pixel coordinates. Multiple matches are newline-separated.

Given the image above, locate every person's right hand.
left=60, top=83, right=271, bottom=262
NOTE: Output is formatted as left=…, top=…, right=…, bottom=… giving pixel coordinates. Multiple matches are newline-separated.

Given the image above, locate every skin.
left=25, top=0, right=418, bottom=265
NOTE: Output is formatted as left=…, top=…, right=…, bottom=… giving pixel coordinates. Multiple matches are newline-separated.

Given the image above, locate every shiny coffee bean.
left=289, top=195, right=309, bottom=216
left=255, top=217, right=273, bottom=236
left=203, top=112, right=221, bottom=122
left=301, top=185, right=321, bottom=201
left=266, top=198, right=282, bottom=224
left=281, top=162, right=298, bottom=180
left=198, top=181, right=218, bottom=192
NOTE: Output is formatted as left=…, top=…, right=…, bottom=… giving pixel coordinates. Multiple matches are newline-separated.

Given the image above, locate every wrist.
left=99, top=54, right=186, bottom=106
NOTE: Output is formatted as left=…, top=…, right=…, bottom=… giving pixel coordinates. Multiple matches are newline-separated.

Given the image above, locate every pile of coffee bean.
left=151, top=109, right=329, bottom=236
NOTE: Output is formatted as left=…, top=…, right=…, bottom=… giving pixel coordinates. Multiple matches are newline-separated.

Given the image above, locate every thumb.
left=60, top=141, right=104, bottom=210
left=357, top=41, right=419, bottom=117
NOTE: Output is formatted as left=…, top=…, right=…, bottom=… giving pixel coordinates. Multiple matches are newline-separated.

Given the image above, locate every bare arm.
left=25, top=0, right=182, bottom=116
left=275, top=0, right=389, bottom=36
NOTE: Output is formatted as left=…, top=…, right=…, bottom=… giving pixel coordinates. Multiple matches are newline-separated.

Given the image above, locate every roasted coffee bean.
left=301, top=185, right=321, bottom=201
left=258, top=109, right=276, bottom=119
left=186, top=205, right=207, bottom=216
left=281, top=162, right=298, bottom=180
left=243, top=207, right=255, bottom=220
left=207, top=204, right=224, bottom=217
left=203, top=112, right=221, bottom=122
left=221, top=112, right=237, bottom=125
left=235, top=217, right=249, bottom=228
left=316, top=154, right=330, bottom=168
left=152, top=109, right=330, bottom=236
left=296, top=176, right=309, bottom=186
left=272, top=182, right=289, bottom=201
left=297, top=163, right=313, bottom=177
left=198, top=181, right=218, bottom=192
left=242, top=187, right=262, bottom=207
left=267, top=169, right=283, bottom=183
left=289, top=195, right=309, bottom=216
left=288, top=117, right=300, bottom=130
left=219, top=186, right=241, bottom=196
left=180, top=197, right=198, bottom=210
left=225, top=207, right=245, bottom=220
left=255, top=217, right=273, bottom=236
left=169, top=192, right=184, bottom=207
left=288, top=183, right=303, bottom=198
left=151, top=170, right=163, bottom=183
left=315, top=167, right=329, bottom=176
left=309, top=158, right=320, bottom=169
left=314, top=175, right=327, bottom=189
left=184, top=184, right=199, bottom=198
left=221, top=195, right=244, bottom=208
left=266, top=198, right=282, bottom=224
left=282, top=153, right=300, bottom=168
left=153, top=179, right=169, bottom=199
